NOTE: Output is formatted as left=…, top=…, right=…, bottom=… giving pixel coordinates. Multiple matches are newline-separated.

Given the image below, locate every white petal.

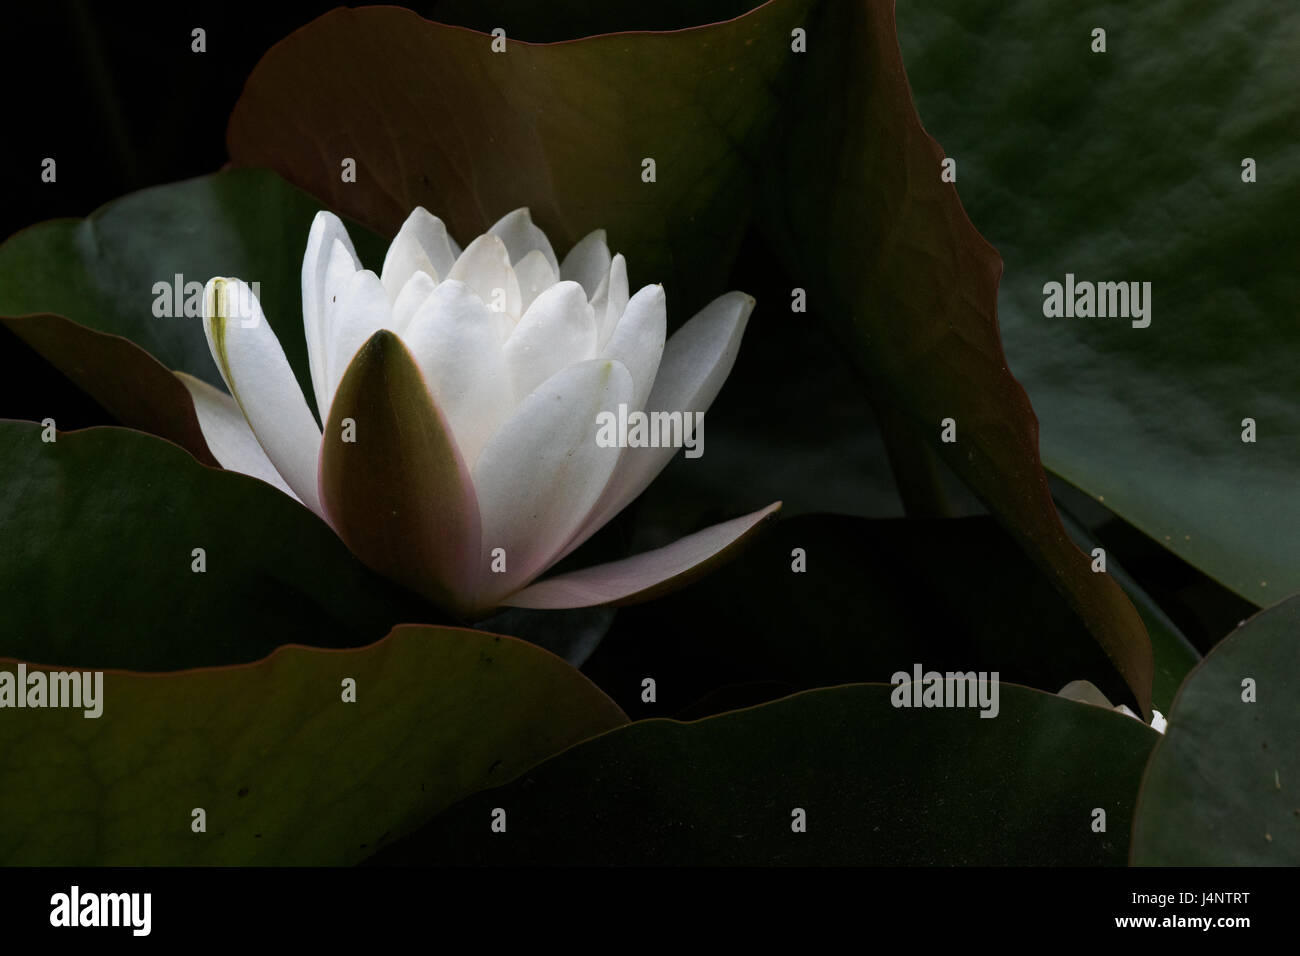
left=302, top=213, right=360, bottom=423
left=402, top=280, right=514, bottom=467
left=472, top=359, right=633, bottom=606
left=600, top=284, right=666, bottom=412
left=325, top=269, right=394, bottom=403
left=1057, top=680, right=1114, bottom=708
left=488, top=207, right=559, bottom=275
left=502, top=281, right=597, bottom=404
left=392, top=271, right=436, bottom=335
left=379, top=207, right=457, bottom=299
left=315, top=238, right=361, bottom=418
left=447, top=234, right=522, bottom=320
left=504, top=502, right=781, bottom=608
left=175, top=371, right=300, bottom=501
left=593, top=253, right=629, bottom=349
left=556, top=290, right=755, bottom=560
left=513, top=248, right=558, bottom=313
left=560, top=228, right=610, bottom=298
left=203, top=277, right=324, bottom=517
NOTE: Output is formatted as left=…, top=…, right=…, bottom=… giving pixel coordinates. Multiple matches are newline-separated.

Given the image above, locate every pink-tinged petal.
left=600, top=283, right=666, bottom=412
left=319, top=330, right=481, bottom=615
left=203, top=277, right=324, bottom=517
left=302, top=213, right=360, bottom=421
left=488, top=207, right=559, bottom=274
left=556, top=290, right=755, bottom=561
left=379, top=206, right=458, bottom=298
left=504, top=502, right=782, bottom=609
left=174, top=371, right=299, bottom=501
left=560, top=228, right=610, bottom=298
left=472, top=359, right=632, bottom=610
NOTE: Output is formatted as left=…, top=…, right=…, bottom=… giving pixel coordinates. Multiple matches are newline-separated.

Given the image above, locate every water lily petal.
left=488, top=207, right=559, bottom=275
left=447, top=233, right=522, bottom=319
left=391, top=271, right=436, bottom=335
left=312, top=238, right=362, bottom=416
left=402, top=279, right=514, bottom=467
left=302, top=213, right=360, bottom=420
left=325, top=268, right=393, bottom=401
left=203, top=277, right=324, bottom=517
left=472, top=358, right=632, bottom=609
left=601, top=283, right=666, bottom=413
left=513, top=248, right=558, bottom=313
left=557, top=290, right=754, bottom=559
left=504, top=502, right=781, bottom=609
left=502, top=280, right=597, bottom=404
left=379, top=206, right=457, bottom=299
left=319, top=330, right=481, bottom=614
left=1057, top=679, right=1115, bottom=708
left=593, top=253, right=629, bottom=349
left=1151, top=709, right=1168, bottom=733
left=174, top=371, right=299, bottom=501
left=560, top=228, right=610, bottom=298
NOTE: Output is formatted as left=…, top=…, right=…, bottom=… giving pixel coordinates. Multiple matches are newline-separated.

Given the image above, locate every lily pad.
left=896, top=0, right=1300, bottom=603
left=227, top=1, right=819, bottom=318
left=370, top=682, right=1157, bottom=865
left=1131, top=595, right=1300, bottom=865
left=0, top=624, right=627, bottom=864
left=0, top=420, right=434, bottom=670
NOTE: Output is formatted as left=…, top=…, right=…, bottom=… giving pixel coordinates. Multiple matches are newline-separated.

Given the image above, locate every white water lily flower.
left=177, top=207, right=779, bottom=618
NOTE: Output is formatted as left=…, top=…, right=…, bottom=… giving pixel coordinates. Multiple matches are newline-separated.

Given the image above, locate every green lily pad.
left=370, top=682, right=1157, bottom=865
left=1131, top=595, right=1300, bottom=865
left=0, top=624, right=627, bottom=864
left=896, top=0, right=1300, bottom=603
left=224, top=0, right=1152, bottom=715
left=0, top=420, right=436, bottom=670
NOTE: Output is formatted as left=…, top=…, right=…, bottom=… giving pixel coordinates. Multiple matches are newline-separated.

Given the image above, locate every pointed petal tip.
left=362, top=326, right=400, bottom=351
left=728, top=290, right=757, bottom=315
left=502, top=500, right=782, bottom=610
left=312, top=208, right=345, bottom=227
left=723, top=290, right=757, bottom=332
